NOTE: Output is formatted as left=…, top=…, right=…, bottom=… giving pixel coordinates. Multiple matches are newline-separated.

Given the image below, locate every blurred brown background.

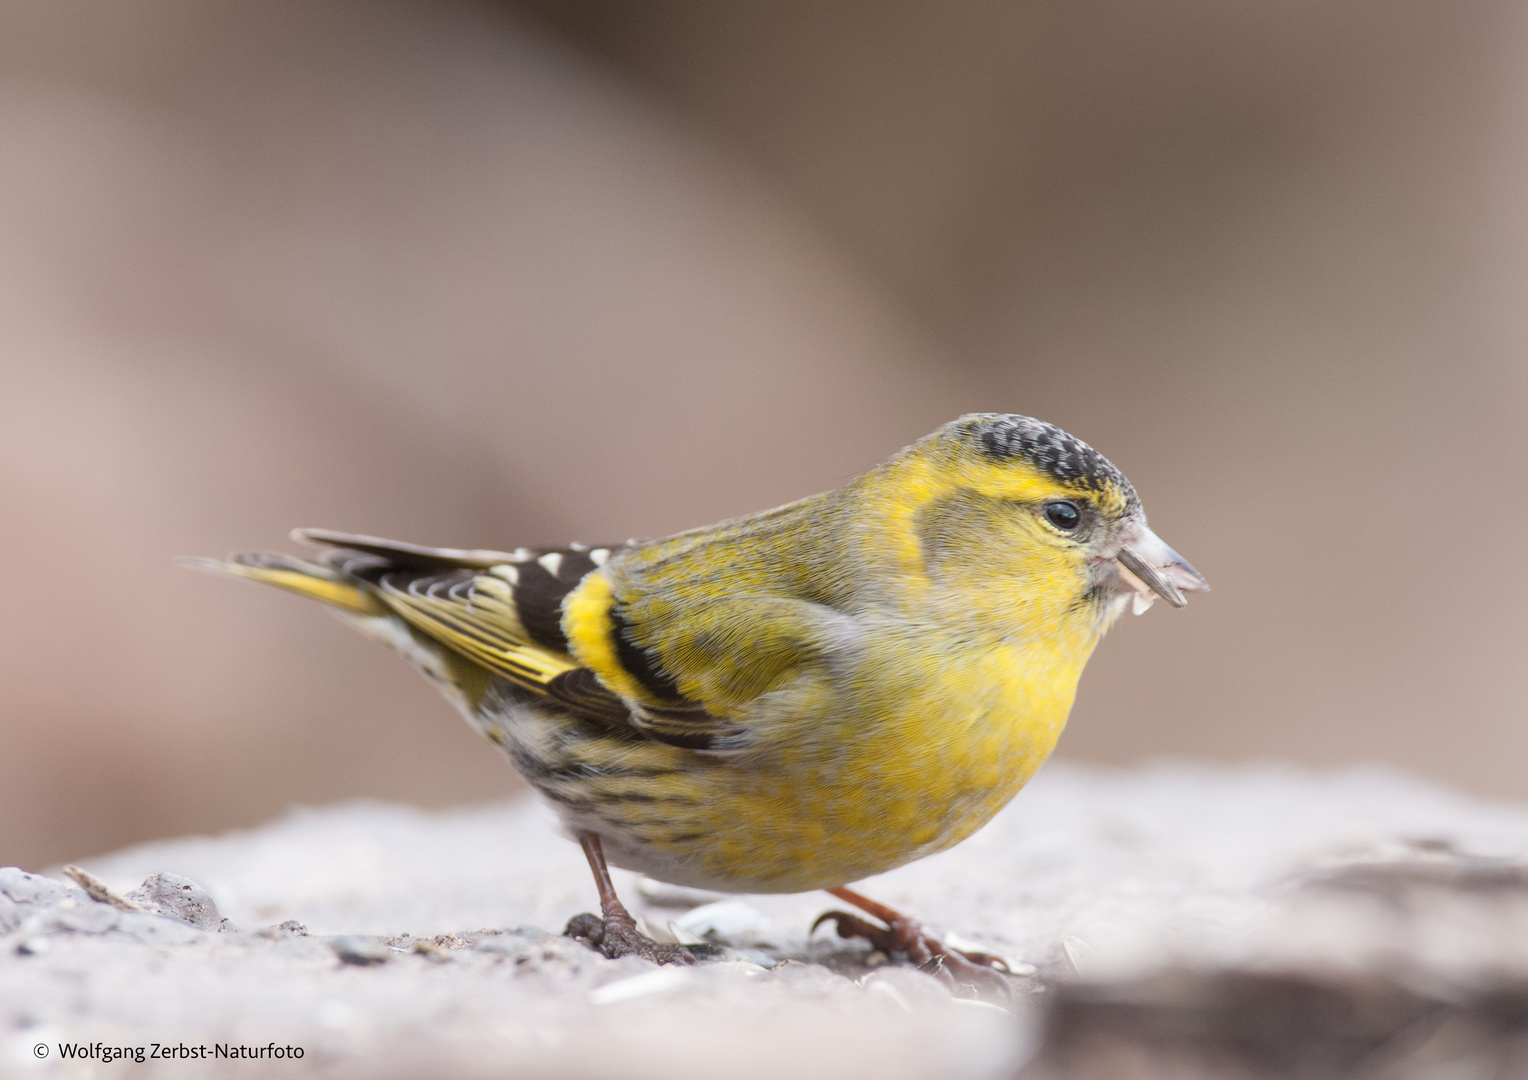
left=3, top=0, right=1526, bottom=870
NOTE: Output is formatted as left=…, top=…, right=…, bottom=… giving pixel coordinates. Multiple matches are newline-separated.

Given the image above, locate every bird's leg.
left=564, top=832, right=693, bottom=965
left=813, top=886, right=1009, bottom=993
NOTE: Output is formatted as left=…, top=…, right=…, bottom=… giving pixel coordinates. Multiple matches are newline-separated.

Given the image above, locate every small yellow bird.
left=192, top=414, right=1206, bottom=978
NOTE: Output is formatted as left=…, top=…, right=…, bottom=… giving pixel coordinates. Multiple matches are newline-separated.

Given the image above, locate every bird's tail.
left=179, top=552, right=387, bottom=616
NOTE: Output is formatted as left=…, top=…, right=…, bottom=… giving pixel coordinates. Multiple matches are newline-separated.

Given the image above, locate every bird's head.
left=887, top=414, right=1208, bottom=631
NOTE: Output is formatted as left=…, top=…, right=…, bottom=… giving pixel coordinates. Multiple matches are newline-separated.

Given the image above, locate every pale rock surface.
left=5, top=761, right=1528, bottom=1078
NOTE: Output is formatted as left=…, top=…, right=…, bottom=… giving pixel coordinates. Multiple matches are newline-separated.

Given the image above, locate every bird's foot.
left=565, top=910, right=694, bottom=965
left=813, top=903, right=1010, bottom=998
left=565, top=830, right=694, bottom=965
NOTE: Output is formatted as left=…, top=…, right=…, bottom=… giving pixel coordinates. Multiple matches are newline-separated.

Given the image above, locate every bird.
left=189, top=413, right=1207, bottom=982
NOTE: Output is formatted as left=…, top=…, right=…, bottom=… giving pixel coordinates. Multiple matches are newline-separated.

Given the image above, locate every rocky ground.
left=5, top=761, right=1528, bottom=1079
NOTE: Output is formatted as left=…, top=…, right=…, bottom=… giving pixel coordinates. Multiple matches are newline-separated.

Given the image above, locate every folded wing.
left=193, top=530, right=748, bottom=749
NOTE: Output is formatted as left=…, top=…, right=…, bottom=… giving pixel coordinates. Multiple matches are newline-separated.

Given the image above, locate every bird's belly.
left=688, top=675, right=1073, bottom=891
left=495, top=647, right=1082, bottom=895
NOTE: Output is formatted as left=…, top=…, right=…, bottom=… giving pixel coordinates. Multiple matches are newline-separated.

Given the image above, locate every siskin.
left=191, top=413, right=1207, bottom=978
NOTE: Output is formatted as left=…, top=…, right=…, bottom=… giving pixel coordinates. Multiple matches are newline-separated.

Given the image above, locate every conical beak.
left=1114, top=525, right=1209, bottom=613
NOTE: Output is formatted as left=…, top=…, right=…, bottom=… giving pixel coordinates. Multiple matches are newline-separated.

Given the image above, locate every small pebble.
left=14, top=935, right=49, bottom=956
left=125, top=873, right=236, bottom=932
left=411, top=940, right=452, bottom=962
left=330, top=936, right=391, bottom=965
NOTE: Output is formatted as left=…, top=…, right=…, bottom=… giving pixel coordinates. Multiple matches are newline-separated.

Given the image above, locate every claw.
left=816, top=887, right=1015, bottom=1001
left=812, top=909, right=895, bottom=950
left=564, top=911, right=694, bottom=965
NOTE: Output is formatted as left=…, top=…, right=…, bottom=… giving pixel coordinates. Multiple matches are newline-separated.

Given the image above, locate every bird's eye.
left=1044, top=501, right=1081, bottom=530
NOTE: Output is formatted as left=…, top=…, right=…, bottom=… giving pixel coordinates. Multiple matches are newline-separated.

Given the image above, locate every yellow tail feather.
left=180, top=555, right=387, bottom=616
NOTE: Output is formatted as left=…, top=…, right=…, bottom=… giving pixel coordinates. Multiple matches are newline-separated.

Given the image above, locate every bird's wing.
left=299, top=534, right=787, bottom=752
left=201, top=530, right=851, bottom=753
left=563, top=576, right=859, bottom=753
left=293, top=530, right=635, bottom=711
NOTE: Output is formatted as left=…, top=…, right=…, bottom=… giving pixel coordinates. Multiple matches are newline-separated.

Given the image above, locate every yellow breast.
left=595, top=623, right=1097, bottom=894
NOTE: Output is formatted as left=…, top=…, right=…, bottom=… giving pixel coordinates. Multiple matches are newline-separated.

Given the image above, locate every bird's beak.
left=1113, top=524, right=1210, bottom=614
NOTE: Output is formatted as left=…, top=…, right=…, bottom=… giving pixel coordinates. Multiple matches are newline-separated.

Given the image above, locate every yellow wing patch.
left=561, top=572, right=646, bottom=701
